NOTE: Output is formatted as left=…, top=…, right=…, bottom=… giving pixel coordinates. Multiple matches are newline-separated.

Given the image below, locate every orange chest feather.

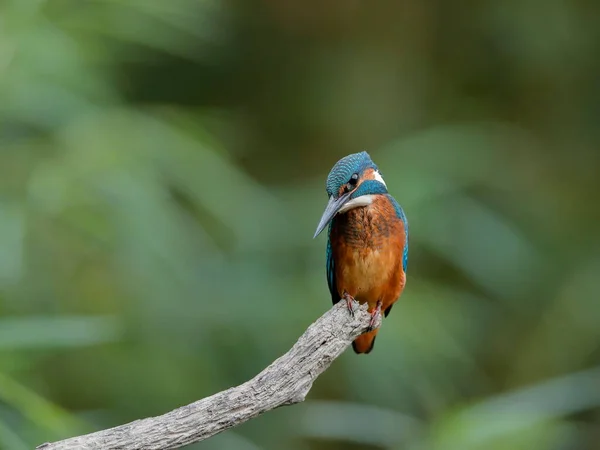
left=330, top=197, right=406, bottom=306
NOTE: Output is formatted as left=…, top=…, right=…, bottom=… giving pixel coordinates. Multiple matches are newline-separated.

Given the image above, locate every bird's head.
left=314, top=151, right=388, bottom=238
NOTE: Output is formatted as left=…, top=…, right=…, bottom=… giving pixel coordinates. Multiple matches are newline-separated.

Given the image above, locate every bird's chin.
left=337, top=195, right=375, bottom=214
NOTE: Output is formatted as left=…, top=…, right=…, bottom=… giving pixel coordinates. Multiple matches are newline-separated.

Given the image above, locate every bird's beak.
left=313, top=192, right=351, bottom=238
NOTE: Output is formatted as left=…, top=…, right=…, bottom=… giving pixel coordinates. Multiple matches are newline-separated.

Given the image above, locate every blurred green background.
left=1, top=0, right=600, bottom=449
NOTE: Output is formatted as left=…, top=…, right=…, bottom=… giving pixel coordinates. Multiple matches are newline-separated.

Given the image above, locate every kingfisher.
left=314, top=151, right=408, bottom=354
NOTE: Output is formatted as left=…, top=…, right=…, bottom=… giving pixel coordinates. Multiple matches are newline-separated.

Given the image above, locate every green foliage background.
left=1, top=1, right=599, bottom=449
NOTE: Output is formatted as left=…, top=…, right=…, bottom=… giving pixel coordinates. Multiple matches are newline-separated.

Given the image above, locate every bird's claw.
left=367, top=301, right=383, bottom=332
left=342, top=291, right=356, bottom=318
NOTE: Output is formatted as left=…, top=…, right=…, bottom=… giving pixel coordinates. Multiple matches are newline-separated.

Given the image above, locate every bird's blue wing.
left=387, top=195, right=409, bottom=273
left=326, top=223, right=340, bottom=304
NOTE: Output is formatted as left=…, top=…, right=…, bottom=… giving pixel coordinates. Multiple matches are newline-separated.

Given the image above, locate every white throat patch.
left=373, top=170, right=386, bottom=187
left=338, top=194, right=376, bottom=214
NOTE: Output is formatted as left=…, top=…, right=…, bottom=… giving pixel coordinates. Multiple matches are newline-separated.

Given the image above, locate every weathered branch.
left=37, top=300, right=378, bottom=450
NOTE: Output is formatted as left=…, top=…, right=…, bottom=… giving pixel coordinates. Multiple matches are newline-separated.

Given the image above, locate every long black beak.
left=313, top=192, right=351, bottom=238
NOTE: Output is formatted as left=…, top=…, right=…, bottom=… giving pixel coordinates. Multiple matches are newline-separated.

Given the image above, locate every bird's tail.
left=352, top=329, right=379, bottom=354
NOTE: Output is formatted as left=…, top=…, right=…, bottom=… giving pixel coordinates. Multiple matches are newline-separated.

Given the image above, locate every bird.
left=313, top=151, right=408, bottom=354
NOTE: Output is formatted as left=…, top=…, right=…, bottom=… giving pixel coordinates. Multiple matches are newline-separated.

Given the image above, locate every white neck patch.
left=373, top=170, right=386, bottom=187
left=338, top=194, right=375, bottom=214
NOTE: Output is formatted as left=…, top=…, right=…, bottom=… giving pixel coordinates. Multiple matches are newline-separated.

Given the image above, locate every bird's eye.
left=349, top=173, right=359, bottom=185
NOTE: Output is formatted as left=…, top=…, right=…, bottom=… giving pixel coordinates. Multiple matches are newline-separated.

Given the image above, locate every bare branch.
left=37, top=300, right=378, bottom=450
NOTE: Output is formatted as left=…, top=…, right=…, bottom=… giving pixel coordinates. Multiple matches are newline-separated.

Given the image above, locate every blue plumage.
left=326, top=151, right=377, bottom=197
left=350, top=179, right=387, bottom=198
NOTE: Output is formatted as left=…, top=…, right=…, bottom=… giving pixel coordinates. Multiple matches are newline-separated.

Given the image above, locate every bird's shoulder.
left=369, top=194, right=406, bottom=223
left=382, top=194, right=408, bottom=272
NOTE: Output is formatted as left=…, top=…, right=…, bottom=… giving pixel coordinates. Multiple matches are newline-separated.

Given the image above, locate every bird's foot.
left=367, top=301, right=383, bottom=332
left=342, top=291, right=356, bottom=318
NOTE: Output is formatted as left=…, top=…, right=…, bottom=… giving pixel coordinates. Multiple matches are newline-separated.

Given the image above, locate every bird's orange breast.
left=330, top=196, right=406, bottom=312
